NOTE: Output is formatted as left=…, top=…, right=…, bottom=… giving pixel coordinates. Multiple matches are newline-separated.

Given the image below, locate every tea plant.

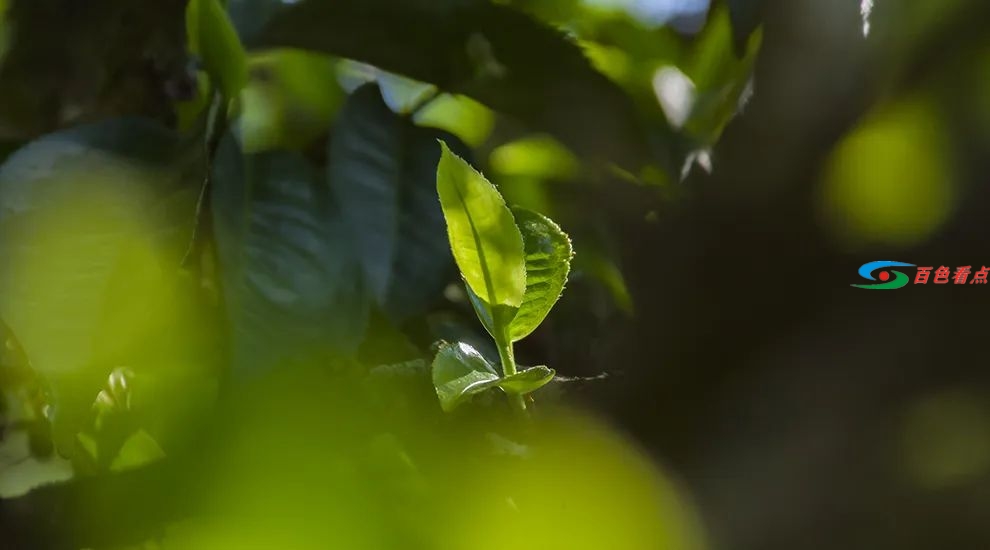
left=432, top=143, right=572, bottom=414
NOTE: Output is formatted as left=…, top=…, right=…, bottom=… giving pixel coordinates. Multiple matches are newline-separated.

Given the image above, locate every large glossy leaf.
left=436, top=142, right=525, bottom=311
left=211, top=133, right=369, bottom=373
left=187, top=0, right=248, bottom=98
left=329, top=84, right=471, bottom=320
left=508, top=207, right=572, bottom=342
left=431, top=341, right=499, bottom=413
left=0, top=118, right=202, bottom=452
left=261, top=0, right=656, bottom=172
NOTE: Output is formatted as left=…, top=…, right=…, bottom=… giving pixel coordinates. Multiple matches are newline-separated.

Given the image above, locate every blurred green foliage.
left=6, top=1, right=934, bottom=549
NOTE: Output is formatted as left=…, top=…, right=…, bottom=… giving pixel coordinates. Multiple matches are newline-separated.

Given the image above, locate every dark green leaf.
left=508, top=207, right=572, bottom=342
left=187, top=0, right=249, bottom=98
left=328, top=85, right=404, bottom=303
left=436, top=142, right=525, bottom=312
left=431, top=341, right=499, bottom=412
left=497, top=365, right=555, bottom=395
left=211, top=132, right=369, bottom=372
left=261, top=0, right=657, bottom=172
left=329, top=85, right=471, bottom=320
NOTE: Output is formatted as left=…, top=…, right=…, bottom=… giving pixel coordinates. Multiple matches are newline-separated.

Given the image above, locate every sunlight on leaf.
left=436, top=142, right=526, bottom=309
left=431, top=341, right=500, bottom=412
left=187, top=0, right=249, bottom=98
left=509, top=208, right=573, bottom=342
left=497, top=365, right=555, bottom=395
left=489, top=135, right=580, bottom=181
left=414, top=94, right=495, bottom=148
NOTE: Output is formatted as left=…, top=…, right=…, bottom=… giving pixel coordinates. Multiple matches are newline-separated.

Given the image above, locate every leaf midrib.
left=451, top=179, right=500, bottom=310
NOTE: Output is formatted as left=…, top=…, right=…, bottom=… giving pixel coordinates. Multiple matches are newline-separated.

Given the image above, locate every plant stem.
left=496, top=336, right=528, bottom=414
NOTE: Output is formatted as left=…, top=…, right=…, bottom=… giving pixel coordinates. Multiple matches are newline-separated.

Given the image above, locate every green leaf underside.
left=431, top=341, right=499, bottom=412
left=187, top=0, right=248, bottom=98
left=436, top=142, right=525, bottom=310
left=329, top=84, right=471, bottom=320
left=509, top=207, right=572, bottom=342
left=498, top=366, right=555, bottom=395
left=212, top=132, right=368, bottom=372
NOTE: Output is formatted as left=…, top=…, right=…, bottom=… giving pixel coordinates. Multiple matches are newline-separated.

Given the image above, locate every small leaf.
left=498, top=365, right=555, bottom=395
left=431, top=341, right=500, bottom=413
left=727, top=0, right=763, bottom=55
left=436, top=142, right=526, bottom=311
left=508, top=208, right=572, bottom=342
left=683, top=4, right=761, bottom=146
left=187, top=0, right=248, bottom=98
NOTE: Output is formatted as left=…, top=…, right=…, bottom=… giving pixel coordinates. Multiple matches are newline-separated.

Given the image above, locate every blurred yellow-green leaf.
left=490, top=135, right=580, bottom=180
left=187, top=0, right=248, bottom=99
left=820, top=96, right=955, bottom=248
left=237, top=49, right=343, bottom=152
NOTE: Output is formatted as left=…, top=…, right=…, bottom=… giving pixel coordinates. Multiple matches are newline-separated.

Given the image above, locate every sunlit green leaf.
left=187, top=0, right=248, bottom=98
left=509, top=208, right=572, bottom=342
left=413, top=94, right=494, bottom=148
left=436, top=142, right=526, bottom=311
left=431, top=341, right=499, bottom=412
left=497, top=365, right=554, bottom=395
left=211, top=132, right=369, bottom=372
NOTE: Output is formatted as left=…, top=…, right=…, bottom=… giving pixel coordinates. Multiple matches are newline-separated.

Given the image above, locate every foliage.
left=432, top=144, right=570, bottom=412
left=0, top=0, right=764, bottom=547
